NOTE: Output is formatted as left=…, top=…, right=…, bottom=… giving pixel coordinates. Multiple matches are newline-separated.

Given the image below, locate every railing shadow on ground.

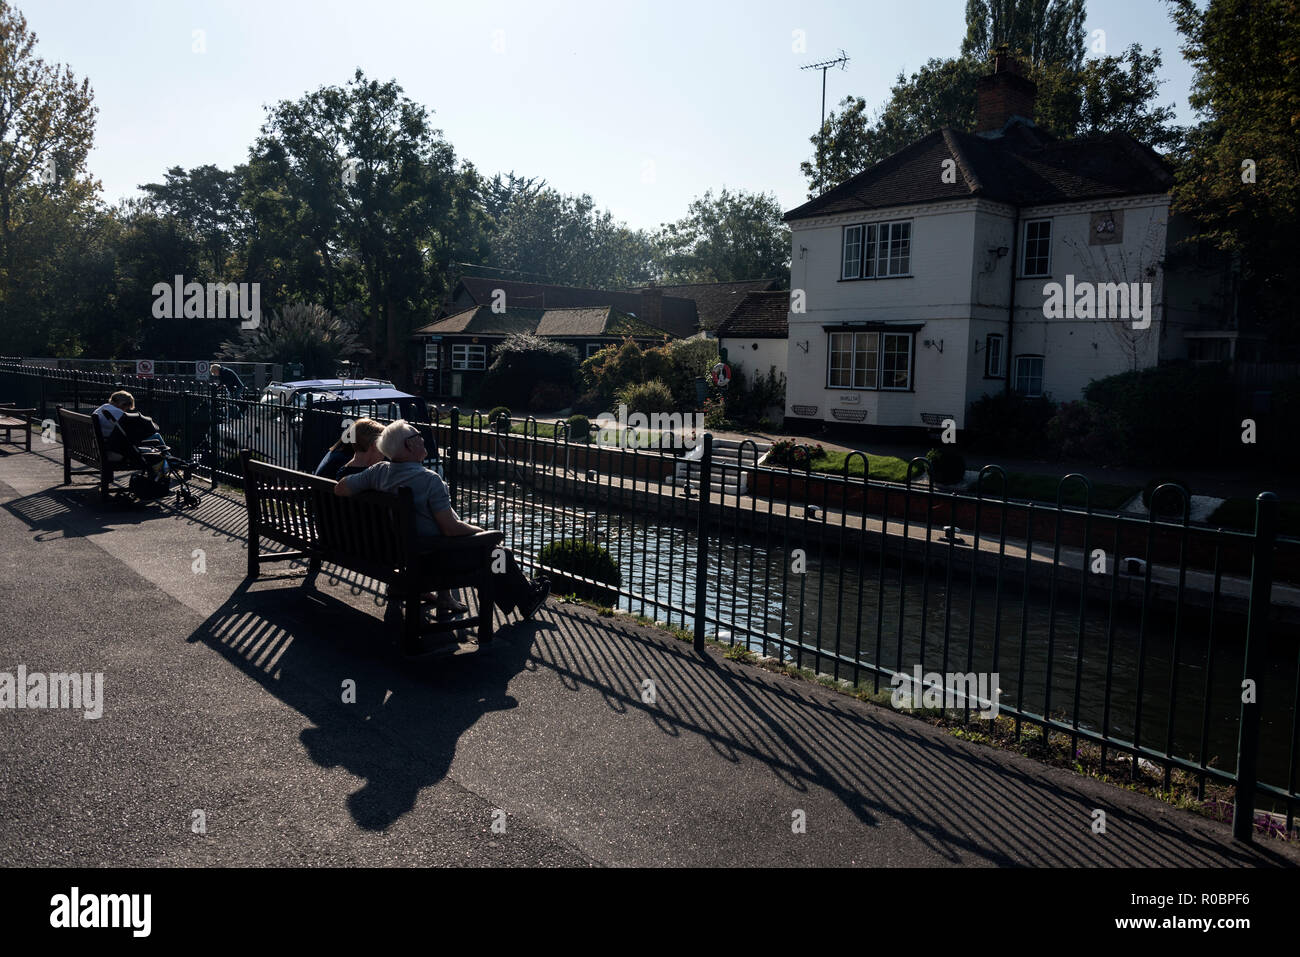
left=532, top=604, right=1295, bottom=867
left=183, top=577, right=544, bottom=832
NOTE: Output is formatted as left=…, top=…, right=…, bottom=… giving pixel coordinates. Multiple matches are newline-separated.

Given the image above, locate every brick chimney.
left=640, top=283, right=663, bottom=331
left=975, top=49, right=1036, bottom=135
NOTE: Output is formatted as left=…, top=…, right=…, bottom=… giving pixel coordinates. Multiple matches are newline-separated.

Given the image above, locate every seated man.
left=93, top=391, right=163, bottom=461
left=333, top=420, right=549, bottom=621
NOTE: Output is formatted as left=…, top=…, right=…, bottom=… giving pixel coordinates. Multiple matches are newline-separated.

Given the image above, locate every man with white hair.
left=334, top=419, right=550, bottom=621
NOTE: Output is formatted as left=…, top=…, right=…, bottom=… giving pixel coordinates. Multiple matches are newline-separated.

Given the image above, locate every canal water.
left=462, top=480, right=1298, bottom=795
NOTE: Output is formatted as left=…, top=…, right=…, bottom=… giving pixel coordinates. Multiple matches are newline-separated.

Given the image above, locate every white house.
left=780, top=52, right=1231, bottom=432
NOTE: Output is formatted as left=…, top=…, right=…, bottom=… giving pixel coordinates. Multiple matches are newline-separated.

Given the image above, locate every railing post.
left=208, top=382, right=218, bottom=488
left=1234, top=491, right=1277, bottom=842
left=692, top=433, right=713, bottom=654
left=447, top=407, right=459, bottom=508
left=73, top=371, right=80, bottom=412
left=38, top=369, right=47, bottom=420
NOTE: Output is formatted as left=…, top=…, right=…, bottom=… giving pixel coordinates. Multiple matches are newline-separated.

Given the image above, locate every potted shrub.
left=488, top=406, right=511, bottom=433
left=537, top=538, right=622, bottom=605
left=926, top=447, right=966, bottom=487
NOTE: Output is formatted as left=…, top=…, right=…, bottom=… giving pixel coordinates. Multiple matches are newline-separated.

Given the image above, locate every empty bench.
left=0, top=404, right=35, bottom=451
left=240, top=451, right=504, bottom=654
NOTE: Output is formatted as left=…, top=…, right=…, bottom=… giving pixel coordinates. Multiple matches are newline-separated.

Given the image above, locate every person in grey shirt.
left=334, top=420, right=549, bottom=620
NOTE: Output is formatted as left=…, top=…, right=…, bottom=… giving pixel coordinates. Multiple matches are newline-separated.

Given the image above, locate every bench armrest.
left=418, top=529, right=504, bottom=554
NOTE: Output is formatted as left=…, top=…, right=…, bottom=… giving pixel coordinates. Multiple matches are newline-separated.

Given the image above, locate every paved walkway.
left=1, top=444, right=1296, bottom=867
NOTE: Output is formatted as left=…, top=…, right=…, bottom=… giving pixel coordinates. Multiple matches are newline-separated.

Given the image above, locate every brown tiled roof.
left=716, top=291, right=790, bottom=339
left=411, top=306, right=541, bottom=337
left=535, top=307, right=615, bottom=337
left=453, top=277, right=699, bottom=338
left=627, top=279, right=781, bottom=331
left=784, top=125, right=1173, bottom=222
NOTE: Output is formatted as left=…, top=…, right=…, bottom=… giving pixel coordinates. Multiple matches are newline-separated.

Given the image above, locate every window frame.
left=985, top=334, right=1004, bottom=379
left=826, top=330, right=914, bottom=391
left=586, top=342, right=608, bottom=359
left=451, top=343, right=486, bottom=371
left=840, top=218, right=912, bottom=280
left=1021, top=219, right=1052, bottom=277
left=1013, top=354, right=1045, bottom=397
left=424, top=342, right=440, bottom=370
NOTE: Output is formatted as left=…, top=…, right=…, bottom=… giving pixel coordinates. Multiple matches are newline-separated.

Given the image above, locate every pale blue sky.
left=21, top=0, right=1195, bottom=232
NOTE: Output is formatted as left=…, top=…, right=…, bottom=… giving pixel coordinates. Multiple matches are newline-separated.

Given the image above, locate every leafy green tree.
left=139, top=164, right=248, bottom=277
left=655, top=188, right=790, bottom=286
left=961, top=0, right=1086, bottom=68
left=1166, top=0, right=1300, bottom=352
left=486, top=187, right=656, bottom=288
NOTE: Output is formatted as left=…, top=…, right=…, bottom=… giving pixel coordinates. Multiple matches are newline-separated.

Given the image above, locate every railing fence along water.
left=0, top=360, right=1295, bottom=839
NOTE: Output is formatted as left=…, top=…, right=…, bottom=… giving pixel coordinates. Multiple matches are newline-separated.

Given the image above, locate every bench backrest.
left=57, top=407, right=106, bottom=467
left=241, top=451, right=417, bottom=575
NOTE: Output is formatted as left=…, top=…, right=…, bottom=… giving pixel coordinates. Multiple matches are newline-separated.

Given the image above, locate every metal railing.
left=2, top=361, right=1295, bottom=840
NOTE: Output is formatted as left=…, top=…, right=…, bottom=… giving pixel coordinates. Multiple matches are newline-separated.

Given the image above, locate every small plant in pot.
left=488, top=406, right=511, bottom=433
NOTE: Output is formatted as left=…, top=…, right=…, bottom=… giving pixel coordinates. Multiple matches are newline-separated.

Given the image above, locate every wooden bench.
left=240, top=450, right=503, bottom=654
left=0, top=404, right=34, bottom=451
left=56, top=407, right=116, bottom=500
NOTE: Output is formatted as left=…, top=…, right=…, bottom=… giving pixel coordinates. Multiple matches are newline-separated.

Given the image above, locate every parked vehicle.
left=218, top=379, right=441, bottom=472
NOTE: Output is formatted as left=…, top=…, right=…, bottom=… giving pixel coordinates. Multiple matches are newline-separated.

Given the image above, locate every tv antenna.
left=801, top=50, right=850, bottom=194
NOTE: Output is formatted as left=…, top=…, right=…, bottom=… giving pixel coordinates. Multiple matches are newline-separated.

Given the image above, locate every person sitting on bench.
left=93, top=391, right=163, bottom=461
left=316, top=418, right=385, bottom=480
left=333, top=419, right=549, bottom=621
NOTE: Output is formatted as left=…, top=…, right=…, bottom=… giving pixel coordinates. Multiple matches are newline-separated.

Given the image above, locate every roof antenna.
left=801, top=49, right=850, bottom=195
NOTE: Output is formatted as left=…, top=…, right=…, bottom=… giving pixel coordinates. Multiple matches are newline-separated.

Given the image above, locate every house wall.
left=785, top=193, right=1176, bottom=431
left=720, top=337, right=786, bottom=383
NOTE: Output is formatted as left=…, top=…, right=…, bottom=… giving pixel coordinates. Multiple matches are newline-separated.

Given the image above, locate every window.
left=827, top=331, right=913, bottom=391
left=452, top=344, right=486, bottom=371
left=985, top=334, right=1004, bottom=378
left=1022, top=219, right=1052, bottom=276
left=424, top=342, right=440, bottom=369
left=842, top=225, right=863, bottom=279
left=1013, top=355, right=1044, bottom=397
left=586, top=342, right=607, bottom=358
left=841, top=219, right=911, bottom=279
left=881, top=333, right=911, bottom=390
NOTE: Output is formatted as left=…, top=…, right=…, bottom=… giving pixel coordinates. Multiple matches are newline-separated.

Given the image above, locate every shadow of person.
left=187, top=578, right=542, bottom=832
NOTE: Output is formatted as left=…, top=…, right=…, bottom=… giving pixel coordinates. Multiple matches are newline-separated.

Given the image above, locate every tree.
left=1166, top=0, right=1300, bottom=352
left=655, top=188, right=790, bottom=286
left=0, top=0, right=99, bottom=348
left=486, top=187, right=656, bottom=288
left=801, top=1, right=1179, bottom=196
left=139, top=164, right=248, bottom=277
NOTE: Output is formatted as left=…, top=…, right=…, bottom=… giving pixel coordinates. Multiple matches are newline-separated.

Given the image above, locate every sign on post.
left=194, top=360, right=210, bottom=381
left=136, top=359, right=155, bottom=378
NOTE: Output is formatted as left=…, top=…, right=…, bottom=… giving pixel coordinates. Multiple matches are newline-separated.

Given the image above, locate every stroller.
left=97, top=409, right=201, bottom=508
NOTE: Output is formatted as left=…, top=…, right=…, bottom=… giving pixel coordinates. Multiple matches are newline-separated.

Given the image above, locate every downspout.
left=1003, top=207, right=1020, bottom=395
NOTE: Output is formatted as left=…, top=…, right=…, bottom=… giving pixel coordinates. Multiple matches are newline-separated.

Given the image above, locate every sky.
left=19, top=0, right=1198, bottom=234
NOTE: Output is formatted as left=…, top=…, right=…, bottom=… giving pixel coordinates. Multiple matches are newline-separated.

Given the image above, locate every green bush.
left=528, top=381, right=572, bottom=412
left=1083, top=364, right=1233, bottom=467
left=615, top=378, right=675, bottom=414
left=480, top=333, right=580, bottom=408
left=966, top=392, right=1058, bottom=456
left=565, top=414, right=590, bottom=441
left=926, top=447, right=967, bottom=486
left=1046, top=400, right=1121, bottom=463
left=537, top=538, right=622, bottom=605
left=766, top=439, right=825, bottom=468
left=488, top=406, right=511, bottom=432
left=1142, top=477, right=1192, bottom=518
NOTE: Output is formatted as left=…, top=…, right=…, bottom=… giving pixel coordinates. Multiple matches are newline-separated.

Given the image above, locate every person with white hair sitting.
left=333, top=419, right=550, bottom=622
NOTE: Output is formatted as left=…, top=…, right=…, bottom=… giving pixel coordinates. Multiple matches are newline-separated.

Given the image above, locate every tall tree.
left=655, top=188, right=790, bottom=286
left=0, top=0, right=98, bottom=347
left=1166, top=0, right=1300, bottom=352
left=139, top=164, right=248, bottom=277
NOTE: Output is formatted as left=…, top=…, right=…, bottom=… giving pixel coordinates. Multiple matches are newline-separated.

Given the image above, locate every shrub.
left=926, top=447, right=967, bottom=486
left=1046, top=400, right=1121, bottom=463
left=566, top=414, right=590, bottom=441
left=1142, top=477, right=1192, bottom=518
left=528, top=381, right=572, bottom=412
left=537, top=538, right=622, bottom=605
left=966, top=392, right=1058, bottom=456
left=703, top=397, right=730, bottom=430
left=615, top=378, right=675, bottom=415
left=1083, top=364, right=1233, bottom=467
left=488, top=406, right=511, bottom=432
left=766, top=439, right=825, bottom=468
left=570, top=389, right=605, bottom=417
left=480, top=333, right=580, bottom=408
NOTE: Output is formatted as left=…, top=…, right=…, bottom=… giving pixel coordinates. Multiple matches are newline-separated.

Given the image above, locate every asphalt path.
left=1, top=444, right=1296, bottom=867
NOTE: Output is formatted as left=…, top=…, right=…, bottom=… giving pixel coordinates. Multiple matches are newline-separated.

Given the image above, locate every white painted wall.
left=720, top=337, right=786, bottom=383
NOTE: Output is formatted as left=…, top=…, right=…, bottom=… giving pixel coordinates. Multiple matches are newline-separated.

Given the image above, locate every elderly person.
left=334, top=420, right=549, bottom=621
left=315, top=418, right=385, bottom=480
left=208, top=363, right=244, bottom=397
